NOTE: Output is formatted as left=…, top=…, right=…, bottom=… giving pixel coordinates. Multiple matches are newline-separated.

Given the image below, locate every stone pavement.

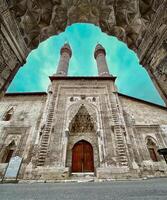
left=0, top=178, right=167, bottom=200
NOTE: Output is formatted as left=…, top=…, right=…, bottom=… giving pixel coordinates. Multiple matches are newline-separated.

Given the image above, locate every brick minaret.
left=56, top=43, right=72, bottom=76
left=94, top=44, right=110, bottom=76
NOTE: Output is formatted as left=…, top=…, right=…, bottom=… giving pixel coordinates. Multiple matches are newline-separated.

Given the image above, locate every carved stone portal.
left=69, top=105, right=96, bottom=134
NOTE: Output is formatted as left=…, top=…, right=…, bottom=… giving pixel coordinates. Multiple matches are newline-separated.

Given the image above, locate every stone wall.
left=0, top=93, right=46, bottom=179
left=120, top=95, right=167, bottom=125
left=120, top=94, right=167, bottom=177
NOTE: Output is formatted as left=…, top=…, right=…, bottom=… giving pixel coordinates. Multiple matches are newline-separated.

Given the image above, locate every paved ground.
left=0, top=178, right=167, bottom=200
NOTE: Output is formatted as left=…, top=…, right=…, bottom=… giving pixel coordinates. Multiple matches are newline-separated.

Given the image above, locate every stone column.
left=56, top=43, right=72, bottom=76
left=94, top=44, right=110, bottom=76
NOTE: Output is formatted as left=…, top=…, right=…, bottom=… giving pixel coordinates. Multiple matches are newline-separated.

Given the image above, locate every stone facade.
left=0, top=43, right=167, bottom=181
left=0, top=78, right=167, bottom=181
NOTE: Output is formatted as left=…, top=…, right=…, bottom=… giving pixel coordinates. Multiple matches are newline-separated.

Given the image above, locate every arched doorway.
left=72, top=140, right=94, bottom=173
left=1, top=140, right=16, bottom=163
left=146, top=137, right=158, bottom=162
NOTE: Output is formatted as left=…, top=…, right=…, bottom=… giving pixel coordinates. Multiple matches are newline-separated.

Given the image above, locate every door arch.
left=72, top=140, right=94, bottom=173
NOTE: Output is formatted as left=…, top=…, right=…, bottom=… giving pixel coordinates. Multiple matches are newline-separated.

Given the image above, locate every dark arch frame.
left=0, top=1, right=167, bottom=105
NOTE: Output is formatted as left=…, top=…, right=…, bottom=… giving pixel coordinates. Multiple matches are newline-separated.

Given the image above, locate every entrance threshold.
left=71, top=172, right=95, bottom=178
left=70, top=172, right=95, bottom=182
left=71, top=172, right=94, bottom=175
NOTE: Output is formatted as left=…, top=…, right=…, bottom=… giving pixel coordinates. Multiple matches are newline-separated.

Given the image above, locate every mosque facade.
left=0, top=44, right=167, bottom=181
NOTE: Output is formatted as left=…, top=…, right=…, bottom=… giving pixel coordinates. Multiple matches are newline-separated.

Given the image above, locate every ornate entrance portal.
left=72, top=140, right=94, bottom=173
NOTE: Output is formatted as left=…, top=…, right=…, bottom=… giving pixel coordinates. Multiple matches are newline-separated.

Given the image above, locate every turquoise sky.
left=8, top=23, right=164, bottom=106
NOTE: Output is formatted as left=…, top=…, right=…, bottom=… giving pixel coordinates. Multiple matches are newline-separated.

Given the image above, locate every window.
left=1, top=140, right=16, bottom=163
left=3, top=107, right=14, bottom=121
left=2, top=149, right=14, bottom=163
left=147, top=138, right=158, bottom=162
left=148, top=148, right=158, bottom=162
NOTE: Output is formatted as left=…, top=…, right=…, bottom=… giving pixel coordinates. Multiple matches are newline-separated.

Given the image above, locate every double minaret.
left=56, top=43, right=110, bottom=77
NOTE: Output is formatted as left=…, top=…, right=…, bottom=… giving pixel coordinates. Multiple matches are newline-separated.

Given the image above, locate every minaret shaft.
left=94, top=44, right=110, bottom=76
left=57, top=52, right=71, bottom=75
left=56, top=44, right=72, bottom=76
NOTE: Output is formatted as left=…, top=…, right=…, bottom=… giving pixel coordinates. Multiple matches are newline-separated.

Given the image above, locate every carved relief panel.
left=66, top=95, right=100, bottom=132
left=0, top=127, right=29, bottom=160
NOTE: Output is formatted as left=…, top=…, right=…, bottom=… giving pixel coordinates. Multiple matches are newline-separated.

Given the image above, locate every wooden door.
left=72, top=140, right=94, bottom=172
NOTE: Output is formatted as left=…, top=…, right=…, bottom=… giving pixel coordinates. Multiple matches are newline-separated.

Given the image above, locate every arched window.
left=1, top=140, right=16, bottom=163
left=2, top=107, right=14, bottom=121
left=147, top=138, right=158, bottom=162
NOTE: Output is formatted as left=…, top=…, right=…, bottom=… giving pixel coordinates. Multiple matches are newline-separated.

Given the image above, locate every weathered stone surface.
left=0, top=78, right=167, bottom=180
left=120, top=95, right=167, bottom=125
left=0, top=2, right=167, bottom=181
left=0, top=30, right=20, bottom=88
left=24, top=167, right=70, bottom=180
left=0, top=163, right=7, bottom=180
left=0, top=93, right=47, bottom=179
left=5, top=0, right=165, bottom=51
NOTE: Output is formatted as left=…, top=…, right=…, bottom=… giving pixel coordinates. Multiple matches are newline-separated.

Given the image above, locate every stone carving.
left=150, top=40, right=167, bottom=68
left=67, top=101, right=98, bottom=132
left=0, top=3, right=28, bottom=59
left=67, top=0, right=100, bottom=25
left=69, top=105, right=95, bottom=133
left=40, top=5, right=67, bottom=43
left=154, top=57, right=167, bottom=81
left=9, top=0, right=67, bottom=48
left=5, top=0, right=165, bottom=51
left=0, top=0, right=167, bottom=106
left=0, top=31, right=20, bottom=90
left=1, top=127, right=29, bottom=158
left=138, top=2, right=167, bottom=60
left=0, top=33, right=19, bottom=72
